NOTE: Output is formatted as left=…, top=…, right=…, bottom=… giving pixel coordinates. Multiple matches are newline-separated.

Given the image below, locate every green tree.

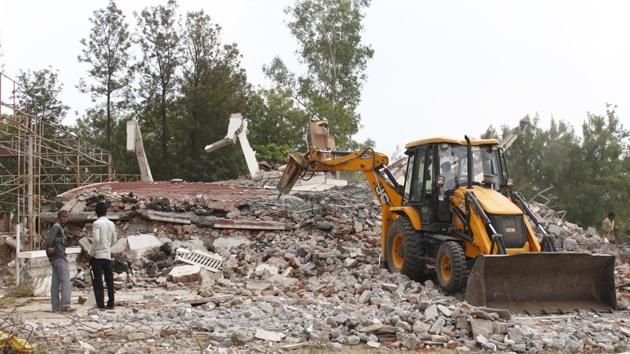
left=78, top=0, right=133, bottom=152
left=265, top=0, right=373, bottom=147
left=16, top=67, right=69, bottom=125
left=247, top=87, right=309, bottom=160
left=136, top=0, right=180, bottom=179
left=74, top=111, right=140, bottom=176
left=172, top=10, right=251, bottom=181
left=488, top=107, right=630, bottom=234
left=568, top=105, right=629, bottom=226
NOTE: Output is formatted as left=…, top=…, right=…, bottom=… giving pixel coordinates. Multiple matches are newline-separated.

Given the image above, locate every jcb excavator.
left=278, top=137, right=616, bottom=313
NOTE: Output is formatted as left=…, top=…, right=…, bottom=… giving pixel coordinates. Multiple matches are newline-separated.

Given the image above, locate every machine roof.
left=405, top=137, right=500, bottom=149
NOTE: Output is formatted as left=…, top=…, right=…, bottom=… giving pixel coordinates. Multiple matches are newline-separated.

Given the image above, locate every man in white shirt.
left=90, top=201, right=117, bottom=309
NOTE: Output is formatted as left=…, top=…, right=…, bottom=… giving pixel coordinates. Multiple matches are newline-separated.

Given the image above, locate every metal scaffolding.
left=0, top=72, right=136, bottom=250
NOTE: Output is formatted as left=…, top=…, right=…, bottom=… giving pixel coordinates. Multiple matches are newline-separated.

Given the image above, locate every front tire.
left=385, top=217, right=426, bottom=280
left=435, top=241, right=467, bottom=293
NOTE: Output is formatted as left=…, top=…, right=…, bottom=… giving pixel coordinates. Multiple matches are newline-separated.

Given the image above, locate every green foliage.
left=16, top=67, right=69, bottom=125
left=135, top=0, right=181, bottom=179
left=264, top=0, right=373, bottom=148
left=73, top=111, right=139, bottom=176
left=255, top=143, right=295, bottom=164
left=247, top=87, right=309, bottom=151
left=494, top=106, right=630, bottom=233
left=172, top=9, right=251, bottom=181
left=78, top=0, right=133, bottom=152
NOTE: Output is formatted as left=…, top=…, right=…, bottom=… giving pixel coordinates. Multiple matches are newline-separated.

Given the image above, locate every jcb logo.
left=376, top=181, right=391, bottom=205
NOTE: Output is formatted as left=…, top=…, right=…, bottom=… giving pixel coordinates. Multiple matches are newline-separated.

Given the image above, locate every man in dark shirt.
left=45, top=210, right=72, bottom=312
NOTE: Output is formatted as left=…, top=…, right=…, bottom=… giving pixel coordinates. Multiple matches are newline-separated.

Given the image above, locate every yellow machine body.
left=277, top=138, right=616, bottom=313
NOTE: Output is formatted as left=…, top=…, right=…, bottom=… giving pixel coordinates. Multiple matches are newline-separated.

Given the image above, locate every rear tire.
left=435, top=241, right=467, bottom=293
left=385, top=217, right=426, bottom=281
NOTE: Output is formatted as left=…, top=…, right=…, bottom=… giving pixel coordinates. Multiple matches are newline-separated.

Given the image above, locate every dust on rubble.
left=0, top=181, right=628, bottom=353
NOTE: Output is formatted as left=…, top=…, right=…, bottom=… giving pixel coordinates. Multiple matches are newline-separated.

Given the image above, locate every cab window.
left=403, top=153, right=415, bottom=201
left=410, top=146, right=433, bottom=202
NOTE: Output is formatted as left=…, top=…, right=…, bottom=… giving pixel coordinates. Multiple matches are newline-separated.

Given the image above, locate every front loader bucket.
left=466, top=253, right=616, bottom=314
left=277, top=153, right=309, bottom=195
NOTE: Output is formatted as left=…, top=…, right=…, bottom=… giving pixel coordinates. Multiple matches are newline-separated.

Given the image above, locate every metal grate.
left=175, top=248, right=223, bottom=273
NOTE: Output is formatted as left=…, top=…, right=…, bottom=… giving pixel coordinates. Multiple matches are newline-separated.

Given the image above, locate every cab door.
left=404, top=145, right=434, bottom=226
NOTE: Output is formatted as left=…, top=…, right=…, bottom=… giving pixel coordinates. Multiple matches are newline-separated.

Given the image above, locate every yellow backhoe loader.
left=278, top=136, right=616, bottom=313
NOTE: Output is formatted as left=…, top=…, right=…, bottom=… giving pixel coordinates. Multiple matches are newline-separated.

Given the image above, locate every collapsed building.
left=0, top=87, right=627, bottom=353
left=0, top=174, right=626, bottom=353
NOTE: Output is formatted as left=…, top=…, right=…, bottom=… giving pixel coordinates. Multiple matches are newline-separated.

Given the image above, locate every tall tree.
left=569, top=105, right=629, bottom=226
left=173, top=10, right=251, bottom=181
left=485, top=107, right=630, bottom=235
left=247, top=87, right=309, bottom=162
left=17, top=67, right=69, bottom=125
left=136, top=0, right=180, bottom=179
left=265, top=0, right=373, bottom=147
left=78, top=0, right=132, bottom=152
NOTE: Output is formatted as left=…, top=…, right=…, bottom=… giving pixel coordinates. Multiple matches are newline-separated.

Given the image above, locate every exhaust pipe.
left=465, top=135, right=472, bottom=189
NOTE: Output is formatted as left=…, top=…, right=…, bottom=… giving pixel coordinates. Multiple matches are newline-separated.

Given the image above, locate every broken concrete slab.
left=127, top=234, right=162, bottom=258
left=141, top=210, right=191, bottom=224
left=425, top=304, right=439, bottom=320
left=246, top=280, right=273, bottom=291
left=255, top=328, right=286, bottom=342
left=212, top=218, right=290, bottom=231
left=110, top=237, right=128, bottom=254
left=17, top=248, right=81, bottom=296
left=268, top=274, right=298, bottom=287
left=167, top=265, right=202, bottom=284
left=471, top=318, right=494, bottom=338
left=255, top=263, right=279, bottom=275
left=213, top=236, right=251, bottom=252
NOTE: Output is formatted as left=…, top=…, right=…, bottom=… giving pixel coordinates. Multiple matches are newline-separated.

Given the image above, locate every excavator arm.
left=278, top=148, right=402, bottom=206
left=278, top=148, right=410, bottom=254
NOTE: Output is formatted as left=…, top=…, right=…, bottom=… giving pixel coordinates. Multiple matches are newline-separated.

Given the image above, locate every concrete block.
left=17, top=248, right=81, bottom=296
left=127, top=234, right=162, bottom=258
left=168, top=265, right=202, bottom=284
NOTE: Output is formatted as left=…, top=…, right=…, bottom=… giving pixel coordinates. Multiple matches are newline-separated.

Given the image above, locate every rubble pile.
left=4, top=182, right=630, bottom=352
left=531, top=202, right=630, bottom=262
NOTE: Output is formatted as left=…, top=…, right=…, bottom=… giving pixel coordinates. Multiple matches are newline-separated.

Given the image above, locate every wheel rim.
left=440, top=255, right=452, bottom=282
left=391, top=233, right=404, bottom=269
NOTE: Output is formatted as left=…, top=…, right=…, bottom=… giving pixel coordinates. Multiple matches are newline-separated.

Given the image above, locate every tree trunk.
left=161, top=88, right=169, bottom=179
left=106, top=91, right=111, bottom=153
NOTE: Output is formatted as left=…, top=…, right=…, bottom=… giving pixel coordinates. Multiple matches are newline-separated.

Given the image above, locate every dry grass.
left=0, top=281, right=34, bottom=308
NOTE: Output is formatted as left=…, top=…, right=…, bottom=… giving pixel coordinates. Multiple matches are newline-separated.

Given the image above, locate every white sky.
left=1, top=0, right=630, bottom=156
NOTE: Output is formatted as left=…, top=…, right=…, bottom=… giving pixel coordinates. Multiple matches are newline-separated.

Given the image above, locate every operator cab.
left=401, top=137, right=509, bottom=231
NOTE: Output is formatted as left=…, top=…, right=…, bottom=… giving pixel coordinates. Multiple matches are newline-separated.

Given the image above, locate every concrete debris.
left=255, top=328, right=286, bottom=342
left=167, top=265, right=202, bottom=283
left=2, top=182, right=626, bottom=353
left=127, top=234, right=162, bottom=258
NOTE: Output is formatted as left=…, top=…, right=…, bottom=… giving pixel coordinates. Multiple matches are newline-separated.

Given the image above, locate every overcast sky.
left=1, top=0, right=629, bottom=156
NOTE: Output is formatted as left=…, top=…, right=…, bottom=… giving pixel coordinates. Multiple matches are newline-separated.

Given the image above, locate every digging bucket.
left=277, top=153, right=309, bottom=195
left=465, top=252, right=616, bottom=314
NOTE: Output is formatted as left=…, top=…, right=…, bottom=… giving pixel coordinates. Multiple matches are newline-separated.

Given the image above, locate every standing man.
left=46, top=210, right=72, bottom=312
left=601, top=212, right=617, bottom=244
left=90, top=202, right=117, bottom=309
